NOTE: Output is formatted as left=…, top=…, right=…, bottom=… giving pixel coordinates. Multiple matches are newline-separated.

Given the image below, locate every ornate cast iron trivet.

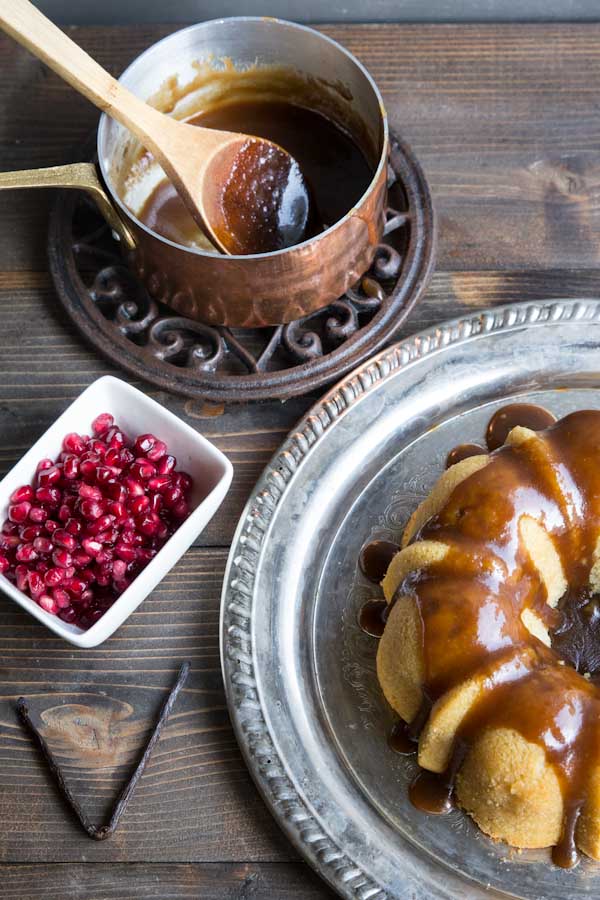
left=16, top=661, right=190, bottom=840
left=48, top=135, right=435, bottom=402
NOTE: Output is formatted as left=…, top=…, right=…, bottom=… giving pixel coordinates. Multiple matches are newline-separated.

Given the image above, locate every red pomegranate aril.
left=44, top=567, right=64, bottom=588
left=62, top=456, right=80, bottom=480
left=105, top=482, right=127, bottom=503
left=72, top=550, right=92, bottom=569
left=174, top=472, right=193, bottom=494
left=162, top=485, right=182, bottom=508
left=135, top=513, right=159, bottom=536
left=105, top=427, right=126, bottom=449
left=19, top=524, right=42, bottom=541
left=81, top=536, right=102, bottom=557
left=28, top=570, right=45, bottom=598
left=124, top=476, right=144, bottom=497
left=15, top=565, right=28, bottom=591
left=149, top=493, right=163, bottom=515
left=92, top=412, right=114, bottom=436
left=119, top=448, right=135, bottom=467
left=58, top=606, right=77, bottom=623
left=65, top=577, right=86, bottom=595
left=53, top=588, right=71, bottom=608
left=112, top=559, right=127, bottom=581
left=157, top=454, right=176, bottom=475
left=108, top=500, right=127, bottom=521
left=95, top=571, right=111, bottom=587
left=33, top=536, right=53, bottom=554
left=29, top=505, right=48, bottom=524
left=36, top=458, right=53, bottom=473
left=95, top=466, right=115, bottom=485
left=87, top=514, right=115, bottom=535
left=134, top=433, right=156, bottom=455
left=88, top=439, right=107, bottom=457
left=146, top=440, right=167, bottom=462
left=36, top=560, right=49, bottom=574
left=9, top=501, right=31, bottom=523
left=57, top=504, right=71, bottom=523
left=37, top=465, right=61, bottom=487
left=35, top=486, right=61, bottom=507
left=0, top=554, right=9, bottom=575
left=172, top=499, right=189, bottom=519
left=53, top=549, right=72, bottom=569
left=156, top=521, right=168, bottom=540
left=65, top=517, right=82, bottom=536
left=2, top=519, right=18, bottom=534
left=44, top=519, right=59, bottom=534
left=79, top=483, right=103, bottom=501
left=0, top=534, right=20, bottom=550
left=148, top=475, right=171, bottom=492
left=80, top=499, right=104, bottom=520
left=63, top=433, right=86, bottom=456
left=130, top=459, right=155, bottom=481
left=10, top=485, right=34, bottom=503
left=16, top=543, right=38, bottom=563
left=54, top=529, right=77, bottom=551
left=79, top=588, right=94, bottom=604
left=64, top=565, right=76, bottom=579
left=80, top=458, right=99, bottom=482
left=130, top=495, right=150, bottom=515
left=39, top=594, right=58, bottom=614
left=115, top=542, right=137, bottom=562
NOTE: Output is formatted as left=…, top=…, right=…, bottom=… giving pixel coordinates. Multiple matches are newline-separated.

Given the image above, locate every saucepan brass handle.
left=0, top=161, right=136, bottom=251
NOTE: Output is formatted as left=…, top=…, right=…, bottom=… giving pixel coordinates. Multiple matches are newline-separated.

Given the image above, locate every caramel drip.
left=358, top=599, right=388, bottom=637
left=485, top=403, right=557, bottom=451
left=445, top=443, right=486, bottom=468
left=359, top=540, right=400, bottom=584
left=401, top=408, right=600, bottom=866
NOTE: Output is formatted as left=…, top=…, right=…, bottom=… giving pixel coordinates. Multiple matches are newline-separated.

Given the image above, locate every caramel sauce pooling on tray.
left=359, top=403, right=600, bottom=868
left=138, top=100, right=374, bottom=253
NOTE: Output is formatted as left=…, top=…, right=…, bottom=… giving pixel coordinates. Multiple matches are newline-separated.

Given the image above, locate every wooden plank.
left=3, top=24, right=600, bottom=271
left=0, top=547, right=296, bottom=863
left=0, top=862, right=336, bottom=899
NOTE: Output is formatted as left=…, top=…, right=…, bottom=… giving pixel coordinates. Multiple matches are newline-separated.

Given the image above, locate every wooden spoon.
left=0, top=0, right=311, bottom=255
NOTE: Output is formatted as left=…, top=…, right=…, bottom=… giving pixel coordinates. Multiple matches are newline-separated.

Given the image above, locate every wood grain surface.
left=1, top=21, right=600, bottom=900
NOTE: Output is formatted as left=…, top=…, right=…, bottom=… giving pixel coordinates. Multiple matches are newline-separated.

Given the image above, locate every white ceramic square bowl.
left=0, top=376, right=233, bottom=647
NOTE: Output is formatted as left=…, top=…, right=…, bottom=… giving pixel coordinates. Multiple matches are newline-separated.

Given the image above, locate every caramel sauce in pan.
left=485, top=402, right=557, bottom=451
left=361, top=403, right=600, bottom=867
left=138, top=100, right=374, bottom=253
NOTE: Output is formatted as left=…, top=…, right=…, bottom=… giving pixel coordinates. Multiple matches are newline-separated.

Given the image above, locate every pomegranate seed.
left=87, top=514, right=115, bottom=535
left=2, top=519, right=18, bottom=534
left=28, top=505, right=48, bottom=523
left=172, top=499, right=189, bottom=519
left=105, top=427, right=126, bottom=449
left=37, top=465, right=61, bottom=487
left=95, top=466, right=116, bottom=484
left=115, top=542, right=137, bottom=562
left=0, top=534, right=20, bottom=550
left=16, top=543, right=38, bottom=563
left=0, top=555, right=9, bottom=574
left=65, top=577, right=86, bottom=595
left=28, top=571, right=45, bottom=598
left=53, top=588, right=71, bottom=609
left=58, top=606, right=77, bottom=623
left=119, top=448, right=135, bottom=467
left=148, top=475, right=171, bottom=492
left=65, top=517, right=82, bottom=536
left=20, top=524, right=42, bottom=541
left=157, top=454, right=176, bottom=475
left=130, top=495, right=150, bottom=515
left=175, top=472, right=193, bottom=495
left=35, top=487, right=61, bottom=507
left=92, top=413, right=114, bottom=436
left=130, top=459, right=155, bottom=481
left=80, top=499, right=104, bottom=520
left=112, top=559, right=127, bottom=581
left=149, top=493, right=163, bottom=515
left=88, top=439, right=107, bottom=457
left=10, top=485, right=34, bottom=503
left=58, top=504, right=71, bottom=523
left=108, top=500, right=127, bottom=521
left=54, top=529, right=77, bottom=551
left=124, top=477, right=144, bottom=497
left=72, top=550, right=92, bottom=569
left=9, top=502, right=31, bottom=523
left=63, top=433, right=86, bottom=455
left=146, top=440, right=167, bottom=462
left=156, top=521, right=169, bottom=540
left=79, top=483, right=103, bottom=501
left=44, top=519, right=59, bottom=534
left=106, top=482, right=127, bottom=503
left=62, top=456, right=80, bottom=480
left=80, top=458, right=100, bottom=482
left=135, top=513, right=159, bottom=537
left=82, top=537, right=102, bottom=557
left=44, top=567, right=64, bottom=588
left=38, top=595, right=58, bottom=614
left=95, top=570, right=111, bottom=587
left=64, top=565, right=76, bottom=579
left=15, top=565, right=28, bottom=591
left=95, top=528, right=118, bottom=545
left=137, top=547, right=157, bottom=564
left=53, top=549, right=73, bottom=569
left=33, top=536, right=53, bottom=554
left=36, top=560, right=49, bottom=574
left=162, top=485, right=182, bottom=508
left=36, top=458, right=53, bottom=473
left=134, top=433, right=156, bottom=455
left=79, top=588, right=94, bottom=603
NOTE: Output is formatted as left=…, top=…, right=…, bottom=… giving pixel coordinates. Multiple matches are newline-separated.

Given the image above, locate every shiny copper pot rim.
left=95, top=17, right=390, bottom=327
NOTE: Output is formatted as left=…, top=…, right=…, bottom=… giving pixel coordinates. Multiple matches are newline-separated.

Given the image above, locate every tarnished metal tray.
left=221, top=299, right=600, bottom=899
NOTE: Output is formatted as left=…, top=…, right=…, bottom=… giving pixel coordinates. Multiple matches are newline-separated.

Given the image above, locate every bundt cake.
left=371, top=408, right=600, bottom=868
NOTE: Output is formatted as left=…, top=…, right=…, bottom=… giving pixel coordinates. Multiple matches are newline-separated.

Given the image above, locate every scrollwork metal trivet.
left=48, top=135, right=435, bottom=402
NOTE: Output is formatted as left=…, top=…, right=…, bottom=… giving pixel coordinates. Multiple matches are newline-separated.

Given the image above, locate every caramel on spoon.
left=0, top=0, right=311, bottom=255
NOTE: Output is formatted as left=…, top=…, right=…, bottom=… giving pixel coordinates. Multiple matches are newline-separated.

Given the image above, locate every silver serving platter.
left=221, top=299, right=600, bottom=900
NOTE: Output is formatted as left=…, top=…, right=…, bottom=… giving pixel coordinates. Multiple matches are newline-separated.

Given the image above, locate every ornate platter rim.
left=220, top=298, right=600, bottom=899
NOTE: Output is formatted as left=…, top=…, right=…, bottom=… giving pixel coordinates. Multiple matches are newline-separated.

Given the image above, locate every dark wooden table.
left=2, top=21, right=600, bottom=900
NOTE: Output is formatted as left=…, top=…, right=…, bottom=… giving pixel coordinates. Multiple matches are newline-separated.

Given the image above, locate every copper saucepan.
left=0, top=17, right=389, bottom=328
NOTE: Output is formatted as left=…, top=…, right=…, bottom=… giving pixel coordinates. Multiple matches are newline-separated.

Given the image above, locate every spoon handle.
left=0, top=0, right=165, bottom=147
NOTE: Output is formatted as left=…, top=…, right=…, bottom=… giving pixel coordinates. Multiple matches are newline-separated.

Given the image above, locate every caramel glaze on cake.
left=360, top=406, right=600, bottom=868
